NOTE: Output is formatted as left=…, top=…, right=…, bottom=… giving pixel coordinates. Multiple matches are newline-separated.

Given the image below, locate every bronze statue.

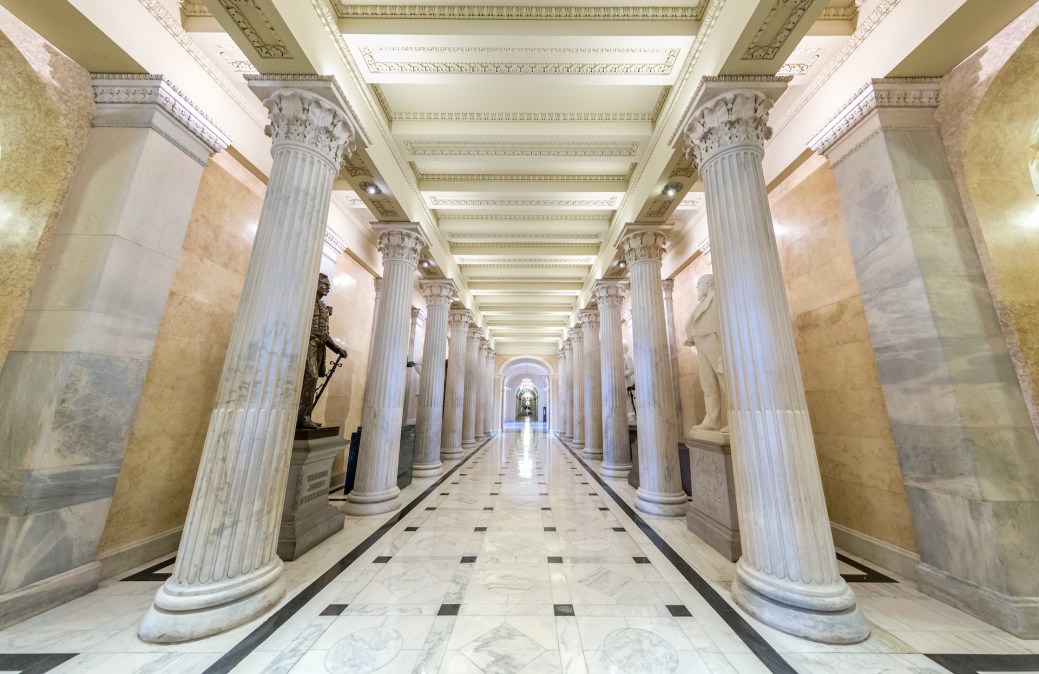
left=298, top=273, right=348, bottom=429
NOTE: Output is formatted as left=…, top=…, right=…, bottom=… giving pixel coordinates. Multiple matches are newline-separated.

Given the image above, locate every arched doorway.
left=515, top=379, right=538, bottom=419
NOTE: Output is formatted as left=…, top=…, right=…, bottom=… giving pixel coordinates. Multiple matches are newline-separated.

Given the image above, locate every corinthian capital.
left=421, top=280, right=456, bottom=307
left=684, top=90, right=773, bottom=167
left=618, top=230, right=667, bottom=266
left=448, top=309, right=472, bottom=329
left=263, top=89, right=356, bottom=168
left=579, top=309, right=600, bottom=330
left=378, top=228, right=425, bottom=266
left=592, top=280, right=626, bottom=308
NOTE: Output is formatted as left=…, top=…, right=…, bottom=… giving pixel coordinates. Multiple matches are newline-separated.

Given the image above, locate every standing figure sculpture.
left=684, top=274, right=728, bottom=433
left=622, top=341, right=636, bottom=420
left=298, top=273, right=348, bottom=429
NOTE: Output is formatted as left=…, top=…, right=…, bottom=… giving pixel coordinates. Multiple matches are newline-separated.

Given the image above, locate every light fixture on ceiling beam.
left=361, top=181, right=381, bottom=196
left=662, top=182, right=682, bottom=198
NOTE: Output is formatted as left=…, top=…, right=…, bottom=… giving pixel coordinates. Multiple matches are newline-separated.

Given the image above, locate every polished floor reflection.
left=1, top=423, right=1038, bottom=673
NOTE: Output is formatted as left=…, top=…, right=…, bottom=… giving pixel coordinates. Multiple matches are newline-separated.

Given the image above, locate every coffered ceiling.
left=15, top=0, right=986, bottom=358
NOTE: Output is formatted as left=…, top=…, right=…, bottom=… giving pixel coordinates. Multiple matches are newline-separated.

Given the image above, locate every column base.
left=634, top=487, right=687, bottom=516
left=412, top=462, right=444, bottom=478
left=572, top=439, right=585, bottom=450
left=600, top=462, right=632, bottom=478
left=342, top=486, right=402, bottom=516
left=138, top=561, right=285, bottom=643
left=441, top=447, right=463, bottom=460
left=461, top=441, right=476, bottom=449
left=583, top=447, right=603, bottom=460
left=731, top=571, right=869, bottom=645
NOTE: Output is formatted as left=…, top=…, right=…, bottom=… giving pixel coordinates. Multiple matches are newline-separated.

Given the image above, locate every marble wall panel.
left=0, top=8, right=93, bottom=370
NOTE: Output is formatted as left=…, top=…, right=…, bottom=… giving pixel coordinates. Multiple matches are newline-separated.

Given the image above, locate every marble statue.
left=298, top=273, right=348, bottom=429
left=684, top=273, right=728, bottom=432
left=622, top=341, right=636, bottom=419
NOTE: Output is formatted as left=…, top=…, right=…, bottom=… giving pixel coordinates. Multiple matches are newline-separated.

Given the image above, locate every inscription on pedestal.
left=279, top=427, right=347, bottom=561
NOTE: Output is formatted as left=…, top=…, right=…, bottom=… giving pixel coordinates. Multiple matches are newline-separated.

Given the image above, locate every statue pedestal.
left=279, top=427, right=346, bottom=561
left=685, top=431, right=741, bottom=562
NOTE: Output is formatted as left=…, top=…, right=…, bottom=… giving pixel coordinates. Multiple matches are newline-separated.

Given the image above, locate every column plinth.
left=413, top=281, right=455, bottom=478
left=619, top=230, right=686, bottom=516
left=139, top=86, right=357, bottom=642
left=344, top=227, right=425, bottom=516
left=683, top=81, right=867, bottom=643
left=580, top=310, right=604, bottom=459
left=592, top=282, right=633, bottom=477
left=440, top=310, right=471, bottom=459
left=461, top=327, right=481, bottom=449
left=570, top=328, right=585, bottom=450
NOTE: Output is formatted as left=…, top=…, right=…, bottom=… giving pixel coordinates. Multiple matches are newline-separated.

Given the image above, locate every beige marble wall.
left=0, top=7, right=93, bottom=370
left=671, top=156, right=918, bottom=554
left=938, top=8, right=1039, bottom=432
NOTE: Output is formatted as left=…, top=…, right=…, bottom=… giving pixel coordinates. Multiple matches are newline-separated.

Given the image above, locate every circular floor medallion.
left=325, top=627, right=403, bottom=674
left=604, top=628, right=679, bottom=673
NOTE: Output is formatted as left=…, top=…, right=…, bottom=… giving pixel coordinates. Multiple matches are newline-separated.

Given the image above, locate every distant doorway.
left=515, top=379, right=538, bottom=420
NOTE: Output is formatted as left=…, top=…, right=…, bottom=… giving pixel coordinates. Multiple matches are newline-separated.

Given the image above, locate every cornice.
left=214, top=42, right=258, bottom=74
left=771, top=0, right=901, bottom=134
left=809, top=78, right=942, bottom=157
left=459, top=257, right=593, bottom=265
left=405, top=140, right=639, bottom=157
left=452, top=241, right=600, bottom=250
left=333, top=3, right=704, bottom=21
left=390, top=110, right=656, bottom=122
left=179, top=1, right=210, bottom=17
left=215, top=0, right=291, bottom=59
left=448, top=233, right=602, bottom=241
left=469, top=278, right=585, bottom=284
left=818, top=5, right=858, bottom=20
left=91, top=74, right=231, bottom=165
left=414, top=167, right=633, bottom=183
left=359, top=46, right=680, bottom=76
left=440, top=213, right=608, bottom=222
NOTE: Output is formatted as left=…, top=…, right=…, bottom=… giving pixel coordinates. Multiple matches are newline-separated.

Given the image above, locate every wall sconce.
left=361, top=182, right=381, bottom=196
left=662, top=182, right=681, bottom=198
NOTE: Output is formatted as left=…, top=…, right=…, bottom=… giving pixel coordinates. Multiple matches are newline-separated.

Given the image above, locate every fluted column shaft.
left=685, top=84, right=867, bottom=643
left=592, top=282, right=632, bottom=477
left=475, top=339, right=487, bottom=441
left=619, top=230, right=685, bottom=516
left=413, top=282, right=454, bottom=478
left=560, top=345, right=571, bottom=440
left=345, top=228, right=424, bottom=516
left=570, top=329, right=585, bottom=450
left=580, top=310, right=604, bottom=458
left=461, top=327, right=481, bottom=449
left=485, top=349, right=496, bottom=435
left=662, top=280, right=684, bottom=434
left=140, top=87, right=356, bottom=642
left=441, top=310, right=471, bottom=458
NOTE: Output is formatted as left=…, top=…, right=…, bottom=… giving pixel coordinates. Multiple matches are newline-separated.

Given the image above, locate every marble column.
left=812, top=78, right=1039, bottom=638
left=661, top=280, right=684, bottom=434
left=592, top=281, right=633, bottom=477
left=559, top=344, right=571, bottom=440
left=580, top=309, right=604, bottom=459
left=403, top=307, right=422, bottom=425
left=139, top=82, right=357, bottom=642
left=344, top=226, right=425, bottom=516
left=440, top=309, right=471, bottom=459
left=618, top=229, right=686, bottom=517
left=0, top=75, right=228, bottom=631
left=475, top=338, right=488, bottom=441
left=570, top=328, right=585, bottom=451
left=461, top=327, right=481, bottom=449
left=485, top=347, right=496, bottom=436
left=412, top=281, right=455, bottom=478
left=681, top=79, right=867, bottom=643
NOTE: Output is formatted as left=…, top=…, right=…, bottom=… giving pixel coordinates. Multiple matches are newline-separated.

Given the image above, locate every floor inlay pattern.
left=2, top=424, right=1039, bottom=672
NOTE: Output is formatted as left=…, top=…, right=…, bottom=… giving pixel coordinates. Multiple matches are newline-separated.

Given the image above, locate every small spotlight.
left=420, top=259, right=430, bottom=268
left=618, top=260, right=627, bottom=268
left=662, top=182, right=681, bottom=198
left=362, top=182, right=381, bottom=196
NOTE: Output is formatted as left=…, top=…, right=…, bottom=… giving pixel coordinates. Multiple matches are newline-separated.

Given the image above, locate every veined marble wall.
left=97, top=152, right=261, bottom=562
left=938, top=7, right=1039, bottom=432
left=0, top=8, right=93, bottom=369
left=671, top=155, right=917, bottom=555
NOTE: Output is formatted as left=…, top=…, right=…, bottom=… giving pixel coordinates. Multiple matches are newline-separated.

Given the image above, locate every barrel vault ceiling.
left=170, top=0, right=859, bottom=356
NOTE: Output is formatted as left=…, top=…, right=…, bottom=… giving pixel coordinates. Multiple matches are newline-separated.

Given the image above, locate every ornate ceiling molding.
left=777, top=47, right=823, bottom=76
left=448, top=233, right=602, bottom=241
left=214, top=42, right=258, bottom=73
left=459, top=257, right=595, bottom=265
left=742, top=0, right=815, bottom=60
left=406, top=140, right=639, bottom=157
left=431, top=196, right=618, bottom=208
left=392, top=110, right=657, bottom=122
left=359, top=46, right=680, bottom=76
left=414, top=167, right=633, bottom=182
left=771, top=0, right=901, bottom=134
left=469, top=278, right=585, bottom=284
left=818, top=5, right=858, bottom=21
left=179, top=1, right=210, bottom=16
left=333, top=3, right=704, bottom=21
left=453, top=241, right=599, bottom=250
left=440, top=213, right=608, bottom=221
left=216, top=0, right=291, bottom=58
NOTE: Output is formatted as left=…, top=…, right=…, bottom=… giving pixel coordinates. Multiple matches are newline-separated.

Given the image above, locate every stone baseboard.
left=916, top=562, right=1039, bottom=639
left=97, top=527, right=183, bottom=580
left=830, top=522, right=919, bottom=581
left=0, top=561, right=101, bottom=630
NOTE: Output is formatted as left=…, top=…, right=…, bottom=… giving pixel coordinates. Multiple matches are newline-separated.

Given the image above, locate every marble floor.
left=3, top=424, right=1039, bottom=673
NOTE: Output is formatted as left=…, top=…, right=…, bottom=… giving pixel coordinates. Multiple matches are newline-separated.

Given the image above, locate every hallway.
left=2, top=425, right=1038, bottom=673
